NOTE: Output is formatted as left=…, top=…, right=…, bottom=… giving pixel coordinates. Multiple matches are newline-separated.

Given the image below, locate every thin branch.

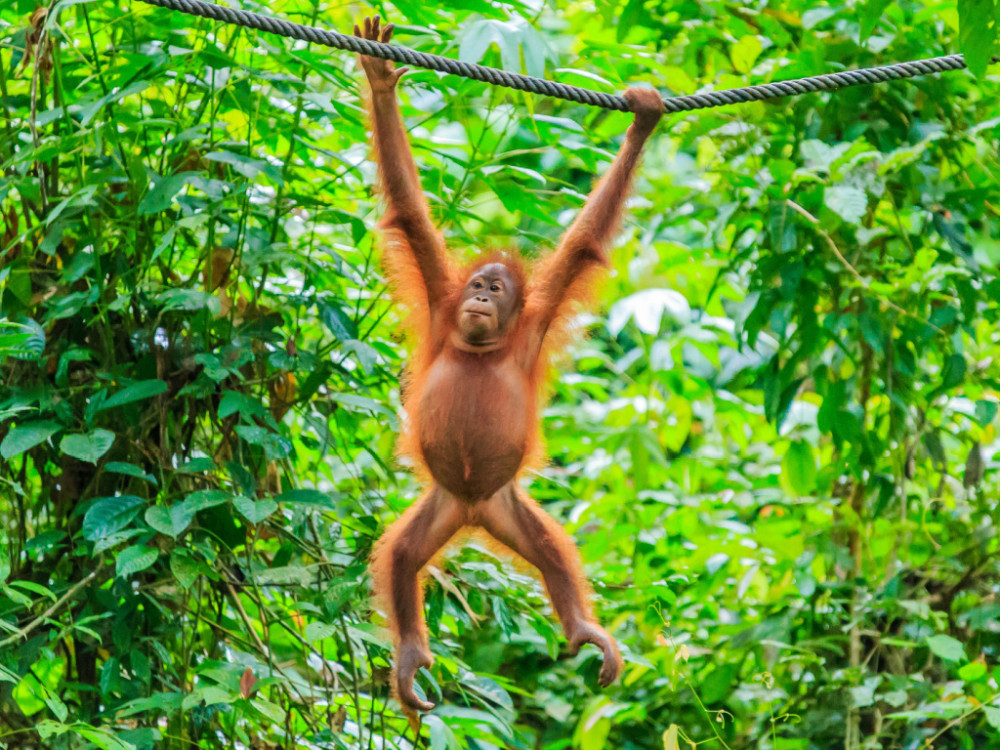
left=0, top=568, right=102, bottom=647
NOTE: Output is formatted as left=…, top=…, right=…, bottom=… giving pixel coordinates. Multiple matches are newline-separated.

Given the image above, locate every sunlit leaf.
left=783, top=441, right=818, bottom=495
left=958, top=0, right=999, bottom=77
left=607, top=289, right=691, bottom=336
left=731, top=36, right=763, bottom=73
left=0, top=420, right=62, bottom=459
left=926, top=634, right=966, bottom=662
left=825, top=186, right=867, bottom=225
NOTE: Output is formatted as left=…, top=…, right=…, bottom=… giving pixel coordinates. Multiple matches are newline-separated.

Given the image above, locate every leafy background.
left=1, top=0, right=999, bottom=748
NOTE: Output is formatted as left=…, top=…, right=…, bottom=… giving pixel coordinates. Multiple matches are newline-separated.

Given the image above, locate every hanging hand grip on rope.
left=136, top=0, right=998, bottom=114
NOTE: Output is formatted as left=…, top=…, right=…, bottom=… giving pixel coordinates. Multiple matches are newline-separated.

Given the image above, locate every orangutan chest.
left=417, top=354, right=529, bottom=501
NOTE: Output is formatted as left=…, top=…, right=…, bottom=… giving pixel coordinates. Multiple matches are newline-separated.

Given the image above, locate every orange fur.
left=468, top=494, right=597, bottom=622
left=357, top=41, right=660, bottom=710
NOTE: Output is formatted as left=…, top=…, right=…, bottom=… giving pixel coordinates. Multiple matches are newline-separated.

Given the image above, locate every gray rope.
left=136, top=0, right=996, bottom=113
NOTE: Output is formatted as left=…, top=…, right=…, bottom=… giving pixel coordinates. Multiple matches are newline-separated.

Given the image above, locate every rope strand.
left=135, top=0, right=997, bottom=113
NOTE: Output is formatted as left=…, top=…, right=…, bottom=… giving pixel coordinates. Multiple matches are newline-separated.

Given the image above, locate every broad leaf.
left=825, top=186, right=867, bottom=225
left=116, top=545, right=159, bottom=578
left=83, top=496, right=145, bottom=541
left=0, top=420, right=62, bottom=459
left=98, top=380, right=167, bottom=412
left=145, top=504, right=194, bottom=539
left=926, top=635, right=966, bottom=662
left=783, top=441, right=818, bottom=495
left=60, top=429, right=115, bottom=464
left=234, top=496, right=277, bottom=524
left=958, top=0, right=999, bottom=77
left=170, top=551, right=201, bottom=590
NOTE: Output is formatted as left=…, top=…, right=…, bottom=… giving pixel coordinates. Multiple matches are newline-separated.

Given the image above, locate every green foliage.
left=1, top=1, right=999, bottom=749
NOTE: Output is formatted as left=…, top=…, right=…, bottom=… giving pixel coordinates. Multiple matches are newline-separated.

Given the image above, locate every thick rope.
left=136, top=0, right=996, bottom=113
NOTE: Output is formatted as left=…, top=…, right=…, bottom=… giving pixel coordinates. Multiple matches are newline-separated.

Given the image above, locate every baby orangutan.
left=356, top=16, right=665, bottom=712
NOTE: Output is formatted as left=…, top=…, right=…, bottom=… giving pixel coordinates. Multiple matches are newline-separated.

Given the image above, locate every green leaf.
left=304, top=622, right=337, bottom=641
left=825, top=186, right=867, bottom=225
left=138, top=172, right=198, bottom=214
left=116, top=545, right=159, bottom=578
left=607, top=289, right=691, bottom=336
left=731, top=36, right=763, bottom=74
left=254, top=566, right=311, bottom=585
left=319, top=302, right=358, bottom=340
left=0, top=318, right=45, bottom=360
left=424, top=716, right=459, bottom=750
left=153, top=289, right=220, bottom=314
left=97, top=380, right=167, bottom=412
left=219, top=391, right=268, bottom=421
left=144, top=504, right=194, bottom=539
left=328, top=393, right=395, bottom=418
left=833, top=409, right=863, bottom=443
left=939, top=354, right=967, bottom=392
left=83, top=496, right=146, bottom=541
left=9, top=580, right=57, bottom=601
left=94, top=529, right=144, bottom=555
left=700, top=663, right=739, bottom=704
left=849, top=680, right=877, bottom=708
left=957, top=661, right=987, bottom=681
left=616, top=0, right=648, bottom=42
left=233, top=496, right=277, bottom=524
left=275, top=489, right=334, bottom=507
left=663, top=725, right=680, bottom=750
left=234, top=426, right=291, bottom=460
left=958, top=0, right=998, bottom=78
left=459, top=19, right=522, bottom=72
left=923, top=430, right=946, bottom=467
left=79, top=79, right=151, bottom=126
left=60, top=429, right=115, bottom=464
left=181, top=489, right=231, bottom=512
left=974, top=400, right=998, bottom=426
left=959, top=604, right=1000, bottom=629
left=205, top=150, right=283, bottom=183
left=576, top=697, right=612, bottom=750
left=170, top=550, right=200, bottom=589
left=40, top=687, right=69, bottom=723
left=105, top=462, right=157, bottom=484
left=803, top=7, right=838, bottom=27
left=177, top=457, right=216, bottom=474
left=783, top=441, right=818, bottom=495
left=519, top=22, right=546, bottom=77
left=0, top=420, right=62, bottom=459
left=860, top=0, right=893, bottom=41
left=985, top=706, right=1000, bottom=730
left=926, top=635, right=966, bottom=662
left=252, top=698, right=286, bottom=724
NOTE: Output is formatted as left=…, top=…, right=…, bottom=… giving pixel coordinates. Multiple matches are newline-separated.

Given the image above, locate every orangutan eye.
left=490, top=284, right=501, bottom=292
left=471, top=280, right=483, bottom=289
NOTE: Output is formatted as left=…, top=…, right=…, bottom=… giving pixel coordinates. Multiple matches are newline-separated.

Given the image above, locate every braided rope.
left=136, top=0, right=996, bottom=113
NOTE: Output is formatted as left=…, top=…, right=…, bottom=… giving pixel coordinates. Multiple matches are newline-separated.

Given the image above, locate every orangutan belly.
left=417, top=351, right=529, bottom=502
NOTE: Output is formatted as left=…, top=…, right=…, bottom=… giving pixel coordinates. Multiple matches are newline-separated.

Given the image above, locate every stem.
left=845, top=342, right=873, bottom=750
left=0, top=568, right=102, bottom=647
